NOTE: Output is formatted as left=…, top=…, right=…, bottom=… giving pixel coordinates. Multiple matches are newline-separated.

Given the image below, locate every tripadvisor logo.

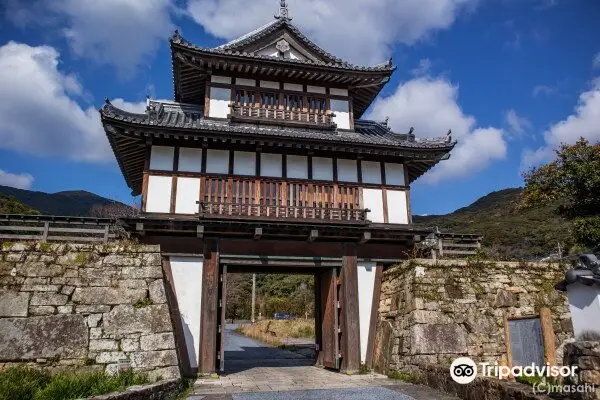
left=450, top=357, right=477, bottom=384
left=449, top=357, right=579, bottom=385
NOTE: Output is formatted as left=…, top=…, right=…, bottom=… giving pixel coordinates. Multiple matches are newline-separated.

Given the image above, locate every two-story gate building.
left=100, top=2, right=455, bottom=377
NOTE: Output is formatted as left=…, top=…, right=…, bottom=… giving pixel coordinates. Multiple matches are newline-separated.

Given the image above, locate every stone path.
left=188, top=327, right=458, bottom=400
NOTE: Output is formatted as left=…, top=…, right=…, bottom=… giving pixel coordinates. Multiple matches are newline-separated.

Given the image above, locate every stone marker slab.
left=0, top=315, right=87, bottom=360
left=409, top=324, right=467, bottom=355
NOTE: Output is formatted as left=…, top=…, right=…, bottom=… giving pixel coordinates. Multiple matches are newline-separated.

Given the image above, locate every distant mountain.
left=0, top=185, right=130, bottom=217
left=414, top=188, right=571, bottom=260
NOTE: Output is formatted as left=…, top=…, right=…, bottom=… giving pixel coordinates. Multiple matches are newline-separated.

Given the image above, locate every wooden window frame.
left=502, top=308, right=556, bottom=379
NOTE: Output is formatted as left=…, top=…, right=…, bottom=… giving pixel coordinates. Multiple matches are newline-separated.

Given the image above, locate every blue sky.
left=0, top=0, right=599, bottom=215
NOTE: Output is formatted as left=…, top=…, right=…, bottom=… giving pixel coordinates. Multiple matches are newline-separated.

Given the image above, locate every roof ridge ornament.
left=275, top=0, right=292, bottom=21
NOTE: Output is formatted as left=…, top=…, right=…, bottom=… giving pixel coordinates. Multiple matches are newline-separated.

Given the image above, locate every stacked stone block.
left=564, top=341, right=600, bottom=400
left=374, top=259, right=572, bottom=374
left=0, top=242, right=179, bottom=381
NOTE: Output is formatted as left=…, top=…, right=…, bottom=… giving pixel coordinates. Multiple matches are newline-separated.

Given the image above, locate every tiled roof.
left=100, top=100, right=455, bottom=150
left=170, top=19, right=394, bottom=73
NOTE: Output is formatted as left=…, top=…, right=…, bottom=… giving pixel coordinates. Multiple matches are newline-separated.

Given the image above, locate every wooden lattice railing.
left=0, top=214, right=119, bottom=243
left=199, top=202, right=368, bottom=222
left=198, top=176, right=366, bottom=222
left=230, top=104, right=335, bottom=127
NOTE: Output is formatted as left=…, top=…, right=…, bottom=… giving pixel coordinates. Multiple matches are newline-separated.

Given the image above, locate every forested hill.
left=0, top=185, right=129, bottom=217
left=414, top=188, right=571, bottom=260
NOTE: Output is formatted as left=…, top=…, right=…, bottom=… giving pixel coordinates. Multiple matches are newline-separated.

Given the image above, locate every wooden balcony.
left=199, top=203, right=368, bottom=223
left=229, top=104, right=336, bottom=129
left=197, top=176, right=367, bottom=223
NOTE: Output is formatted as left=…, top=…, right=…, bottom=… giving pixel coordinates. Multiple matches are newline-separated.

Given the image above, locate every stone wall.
left=564, top=341, right=600, bottom=400
left=373, top=259, right=573, bottom=374
left=0, top=242, right=180, bottom=381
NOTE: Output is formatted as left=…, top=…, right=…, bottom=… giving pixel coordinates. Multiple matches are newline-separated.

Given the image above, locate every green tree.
left=520, top=139, right=600, bottom=248
left=0, top=195, right=39, bottom=215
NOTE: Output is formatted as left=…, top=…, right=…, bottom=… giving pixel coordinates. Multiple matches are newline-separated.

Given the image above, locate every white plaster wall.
left=307, top=85, right=326, bottom=94
left=236, top=78, right=256, bottom=87
left=284, top=83, right=303, bottom=92
left=330, top=88, right=349, bottom=97
left=331, top=99, right=350, bottom=130
left=146, top=176, right=172, bottom=213
left=362, top=161, right=382, bottom=184
left=363, top=189, right=384, bottom=223
left=175, top=178, right=201, bottom=214
left=178, top=148, right=203, bottom=173
left=234, top=151, right=256, bottom=176
left=567, top=284, right=600, bottom=338
left=288, top=49, right=303, bottom=60
left=211, top=75, right=232, bottom=84
left=387, top=190, right=409, bottom=224
left=357, top=262, right=376, bottom=363
left=209, top=87, right=231, bottom=119
left=150, top=146, right=174, bottom=171
left=261, top=153, right=283, bottom=177
left=312, top=157, right=333, bottom=181
left=170, top=257, right=204, bottom=370
left=287, top=155, right=308, bottom=179
left=385, top=163, right=405, bottom=186
left=260, top=80, right=279, bottom=89
left=337, top=159, right=358, bottom=182
left=258, top=44, right=279, bottom=58
left=206, top=149, right=230, bottom=174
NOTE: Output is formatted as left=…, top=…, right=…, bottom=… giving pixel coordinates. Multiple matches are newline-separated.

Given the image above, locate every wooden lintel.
left=254, top=227, right=263, bottom=240
left=360, top=231, right=371, bottom=244
left=197, top=225, right=204, bottom=239
left=309, top=229, right=319, bottom=243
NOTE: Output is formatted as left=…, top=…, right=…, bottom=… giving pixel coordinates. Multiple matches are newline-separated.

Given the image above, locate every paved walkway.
left=188, top=326, right=457, bottom=400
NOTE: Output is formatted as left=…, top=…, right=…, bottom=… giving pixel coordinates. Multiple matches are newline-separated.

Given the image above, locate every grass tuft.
left=237, top=319, right=315, bottom=347
left=0, top=367, right=147, bottom=400
left=387, top=370, right=421, bottom=384
left=0, top=366, right=51, bottom=400
left=133, top=296, right=153, bottom=308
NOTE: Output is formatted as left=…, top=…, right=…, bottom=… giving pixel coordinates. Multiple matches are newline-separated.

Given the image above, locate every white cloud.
left=186, top=0, right=478, bottom=65
left=0, top=41, right=146, bottom=163
left=0, top=170, right=34, bottom=190
left=366, top=76, right=507, bottom=183
left=411, top=59, right=433, bottom=77
left=505, top=109, right=532, bottom=138
left=593, top=52, right=600, bottom=70
left=4, top=0, right=174, bottom=77
left=521, top=78, right=600, bottom=170
left=532, top=84, right=556, bottom=97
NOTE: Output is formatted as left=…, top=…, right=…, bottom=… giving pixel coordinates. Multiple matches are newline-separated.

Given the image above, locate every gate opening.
left=217, top=267, right=341, bottom=374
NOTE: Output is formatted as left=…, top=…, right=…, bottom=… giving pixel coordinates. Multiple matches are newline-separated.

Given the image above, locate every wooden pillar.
left=199, top=239, right=219, bottom=375
left=540, top=308, right=557, bottom=366
left=339, top=245, right=360, bottom=373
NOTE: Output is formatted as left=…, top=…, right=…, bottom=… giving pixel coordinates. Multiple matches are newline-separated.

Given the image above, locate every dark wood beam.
left=360, top=231, right=371, bottom=244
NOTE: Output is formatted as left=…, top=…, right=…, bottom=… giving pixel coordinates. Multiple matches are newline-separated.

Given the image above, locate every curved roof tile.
left=100, top=100, right=455, bottom=150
